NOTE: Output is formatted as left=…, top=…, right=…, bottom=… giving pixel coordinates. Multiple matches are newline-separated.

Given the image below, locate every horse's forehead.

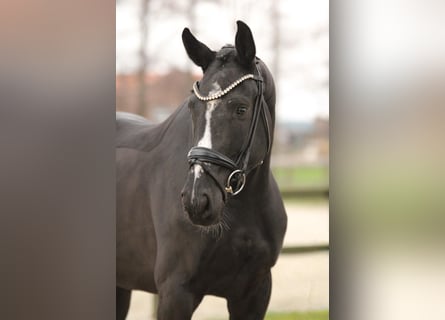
left=200, top=52, right=243, bottom=89
left=199, top=67, right=256, bottom=98
left=202, top=66, right=241, bottom=87
left=198, top=47, right=258, bottom=97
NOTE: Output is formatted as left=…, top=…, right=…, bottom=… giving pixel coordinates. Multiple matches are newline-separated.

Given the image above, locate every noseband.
left=187, top=61, right=271, bottom=197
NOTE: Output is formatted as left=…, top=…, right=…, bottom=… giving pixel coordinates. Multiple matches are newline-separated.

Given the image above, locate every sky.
left=116, top=0, right=329, bottom=122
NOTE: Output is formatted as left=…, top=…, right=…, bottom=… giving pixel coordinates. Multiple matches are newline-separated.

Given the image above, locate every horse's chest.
left=229, top=229, right=271, bottom=264
left=191, top=229, right=273, bottom=296
left=209, top=229, right=273, bottom=275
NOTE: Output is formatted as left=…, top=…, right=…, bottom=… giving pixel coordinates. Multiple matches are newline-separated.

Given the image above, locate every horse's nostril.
left=190, top=193, right=209, bottom=214
left=181, top=188, right=190, bottom=200
left=202, top=193, right=209, bottom=210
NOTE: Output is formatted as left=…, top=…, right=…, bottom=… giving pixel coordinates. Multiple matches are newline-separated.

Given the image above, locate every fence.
left=280, top=187, right=329, bottom=198
left=281, top=243, right=329, bottom=254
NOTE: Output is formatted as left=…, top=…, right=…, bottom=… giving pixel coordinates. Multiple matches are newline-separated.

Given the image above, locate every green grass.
left=211, top=310, right=329, bottom=320
left=272, top=166, right=329, bottom=189
left=265, top=310, right=329, bottom=320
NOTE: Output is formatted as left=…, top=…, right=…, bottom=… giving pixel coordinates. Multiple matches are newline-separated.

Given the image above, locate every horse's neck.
left=151, top=103, right=191, bottom=149
left=244, top=156, right=273, bottom=197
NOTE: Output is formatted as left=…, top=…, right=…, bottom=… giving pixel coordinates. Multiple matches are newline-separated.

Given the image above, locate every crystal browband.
left=192, top=74, right=255, bottom=101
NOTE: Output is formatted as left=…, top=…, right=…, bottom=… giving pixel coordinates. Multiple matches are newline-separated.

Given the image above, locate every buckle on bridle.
left=225, top=169, right=246, bottom=196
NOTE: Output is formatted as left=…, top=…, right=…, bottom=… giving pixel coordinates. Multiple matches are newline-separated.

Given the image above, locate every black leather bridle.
left=187, top=61, right=271, bottom=198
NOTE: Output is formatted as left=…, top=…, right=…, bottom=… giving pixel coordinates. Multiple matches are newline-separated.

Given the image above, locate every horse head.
left=180, top=21, right=275, bottom=227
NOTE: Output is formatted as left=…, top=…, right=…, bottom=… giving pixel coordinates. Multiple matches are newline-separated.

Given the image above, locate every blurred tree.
left=138, top=0, right=150, bottom=117
left=271, top=0, right=280, bottom=81
left=185, top=0, right=197, bottom=80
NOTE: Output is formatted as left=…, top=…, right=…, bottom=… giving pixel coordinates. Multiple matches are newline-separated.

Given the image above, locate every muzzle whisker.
left=216, top=223, right=224, bottom=241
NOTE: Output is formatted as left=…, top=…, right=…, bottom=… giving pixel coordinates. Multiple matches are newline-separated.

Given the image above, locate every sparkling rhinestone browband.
left=192, top=74, right=255, bottom=101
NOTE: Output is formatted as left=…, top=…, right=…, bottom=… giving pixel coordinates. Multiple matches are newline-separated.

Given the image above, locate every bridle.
left=187, top=60, right=271, bottom=198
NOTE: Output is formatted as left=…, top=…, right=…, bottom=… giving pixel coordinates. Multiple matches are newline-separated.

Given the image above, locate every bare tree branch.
left=138, top=0, right=150, bottom=117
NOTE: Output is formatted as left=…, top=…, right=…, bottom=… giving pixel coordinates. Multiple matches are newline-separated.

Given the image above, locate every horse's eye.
left=236, top=106, right=247, bottom=115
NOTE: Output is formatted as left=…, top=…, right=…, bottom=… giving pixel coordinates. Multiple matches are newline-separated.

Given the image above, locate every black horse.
left=116, top=21, right=287, bottom=320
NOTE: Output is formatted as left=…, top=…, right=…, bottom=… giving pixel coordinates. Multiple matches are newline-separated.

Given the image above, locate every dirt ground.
left=125, top=203, right=329, bottom=319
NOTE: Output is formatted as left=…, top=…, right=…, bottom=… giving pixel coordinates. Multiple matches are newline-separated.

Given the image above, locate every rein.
left=187, top=61, right=271, bottom=197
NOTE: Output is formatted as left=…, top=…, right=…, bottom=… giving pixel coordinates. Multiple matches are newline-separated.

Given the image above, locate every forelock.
left=215, top=45, right=236, bottom=62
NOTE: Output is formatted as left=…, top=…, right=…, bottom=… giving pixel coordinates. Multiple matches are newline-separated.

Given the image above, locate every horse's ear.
left=182, top=28, right=216, bottom=72
left=235, top=21, right=256, bottom=68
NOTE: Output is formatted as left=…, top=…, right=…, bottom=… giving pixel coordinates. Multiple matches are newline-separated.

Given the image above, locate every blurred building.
left=273, top=116, right=329, bottom=167
left=116, top=69, right=199, bottom=121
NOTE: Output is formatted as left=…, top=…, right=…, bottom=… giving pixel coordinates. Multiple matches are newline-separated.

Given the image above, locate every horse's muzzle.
left=181, top=170, right=224, bottom=226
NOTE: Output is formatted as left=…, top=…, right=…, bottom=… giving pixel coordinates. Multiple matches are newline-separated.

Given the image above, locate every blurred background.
left=116, top=0, right=329, bottom=319
left=2, top=1, right=444, bottom=319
